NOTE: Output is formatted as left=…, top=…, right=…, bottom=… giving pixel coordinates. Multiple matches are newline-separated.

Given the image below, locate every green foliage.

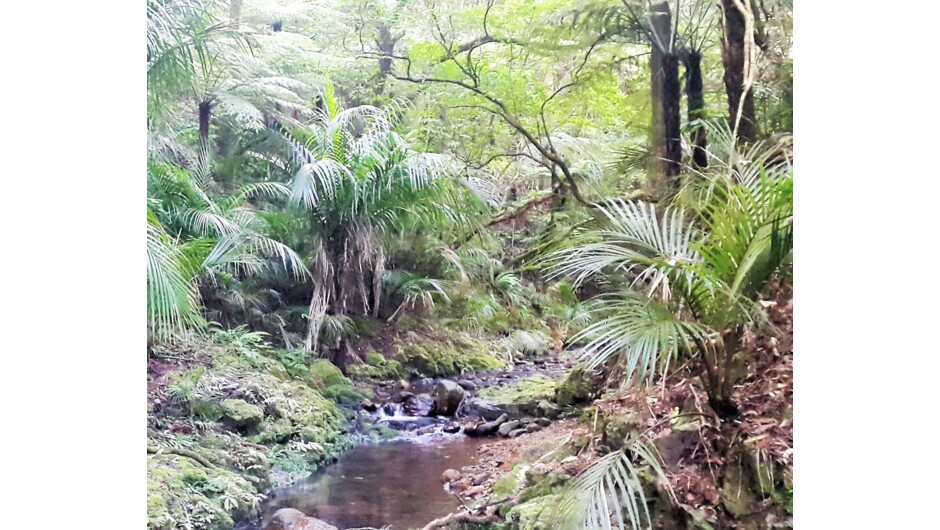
left=272, top=348, right=306, bottom=378
left=553, top=438, right=673, bottom=530
left=549, top=135, right=793, bottom=405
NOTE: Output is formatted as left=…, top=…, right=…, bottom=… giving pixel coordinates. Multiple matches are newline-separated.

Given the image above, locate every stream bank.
left=148, top=299, right=792, bottom=530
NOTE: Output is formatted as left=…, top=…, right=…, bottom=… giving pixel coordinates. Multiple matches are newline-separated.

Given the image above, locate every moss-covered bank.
left=147, top=332, right=371, bottom=530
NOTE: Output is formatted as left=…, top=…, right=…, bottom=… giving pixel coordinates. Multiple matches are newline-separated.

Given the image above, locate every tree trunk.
left=719, top=0, right=759, bottom=142
left=683, top=50, right=708, bottom=169
left=197, top=100, right=212, bottom=172
left=374, top=25, right=399, bottom=96
left=647, top=2, right=681, bottom=196
left=662, top=53, right=682, bottom=185
left=229, top=0, right=243, bottom=25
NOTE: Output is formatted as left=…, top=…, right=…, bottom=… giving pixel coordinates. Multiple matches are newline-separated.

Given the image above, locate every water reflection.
left=254, top=436, right=487, bottom=529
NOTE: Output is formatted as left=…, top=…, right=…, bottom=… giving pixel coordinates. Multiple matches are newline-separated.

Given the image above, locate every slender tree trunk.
left=229, top=0, right=243, bottom=25
left=371, top=245, right=385, bottom=318
left=647, top=2, right=682, bottom=196
left=683, top=50, right=708, bottom=169
left=374, top=25, right=399, bottom=96
left=706, top=327, right=742, bottom=418
left=719, top=0, right=759, bottom=142
left=197, top=101, right=212, bottom=172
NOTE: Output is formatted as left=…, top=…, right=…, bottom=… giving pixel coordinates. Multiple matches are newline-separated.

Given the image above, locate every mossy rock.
left=518, top=471, right=569, bottom=503
left=479, top=375, right=557, bottom=405
left=493, top=470, right=522, bottom=498
left=395, top=334, right=504, bottom=378
left=504, top=493, right=562, bottom=530
left=366, top=351, right=386, bottom=366
left=251, top=417, right=294, bottom=444
left=603, top=413, right=643, bottom=450
left=309, top=360, right=349, bottom=388
left=273, top=382, right=347, bottom=436
left=348, top=358, right=402, bottom=380
left=220, top=399, right=264, bottom=428
left=554, top=368, right=598, bottom=407
left=321, top=384, right=369, bottom=406
left=192, top=399, right=224, bottom=422
left=147, top=454, right=258, bottom=530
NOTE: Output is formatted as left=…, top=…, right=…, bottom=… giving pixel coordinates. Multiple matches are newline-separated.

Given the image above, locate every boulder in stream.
left=264, top=508, right=338, bottom=530
left=403, top=393, right=434, bottom=416
left=432, top=380, right=466, bottom=416
left=464, top=397, right=506, bottom=421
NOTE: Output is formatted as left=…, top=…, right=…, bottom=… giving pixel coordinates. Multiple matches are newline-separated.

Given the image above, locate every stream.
left=247, top=435, right=487, bottom=529
left=242, top=354, right=575, bottom=529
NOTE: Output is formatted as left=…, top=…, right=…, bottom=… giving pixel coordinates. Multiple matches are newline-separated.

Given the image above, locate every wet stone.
left=497, top=420, right=521, bottom=437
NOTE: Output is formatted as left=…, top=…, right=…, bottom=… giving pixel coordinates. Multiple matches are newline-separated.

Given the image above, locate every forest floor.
left=408, top=297, right=794, bottom=530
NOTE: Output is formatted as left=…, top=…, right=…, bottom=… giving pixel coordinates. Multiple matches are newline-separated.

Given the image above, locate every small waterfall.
left=377, top=402, right=420, bottom=422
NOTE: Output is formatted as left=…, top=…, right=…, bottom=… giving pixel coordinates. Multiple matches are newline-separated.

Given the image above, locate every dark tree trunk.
left=719, top=0, right=759, bottom=142
left=376, top=25, right=395, bottom=75
left=683, top=50, right=708, bottom=169
left=197, top=101, right=212, bottom=169
left=374, top=25, right=400, bottom=96
left=647, top=2, right=682, bottom=196
left=662, top=53, right=682, bottom=185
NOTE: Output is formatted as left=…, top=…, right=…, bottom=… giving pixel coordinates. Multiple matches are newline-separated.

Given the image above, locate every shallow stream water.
left=247, top=434, right=488, bottom=529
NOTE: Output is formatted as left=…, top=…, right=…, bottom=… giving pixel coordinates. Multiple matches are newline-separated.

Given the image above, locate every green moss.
left=493, top=473, right=521, bottom=498
left=479, top=375, right=557, bottom=404
left=394, top=334, right=504, bottom=378
left=504, top=494, right=561, bottom=530
left=275, top=382, right=346, bottom=436
left=366, top=351, right=386, bottom=366
left=251, top=417, right=294, bottom=444
left=518, top=470, right=570, bottom=503
left=147, top=454, right=259, bottom=530
left=308, top=360, right=349, bottom=388
left=348, top=359, right=402, bottom=379
left=554, top=369, right=596, bottom=407
left=149, top=335, right=355, bottom=527
left=192, top=399, right=224, bottom=422
left=220, top=399, right=264, bottom=427
left=321, top=384, right=369, bottom=406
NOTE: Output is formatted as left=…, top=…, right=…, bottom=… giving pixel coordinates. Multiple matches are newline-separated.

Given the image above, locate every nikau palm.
left=279, top=86, right=483, bottom=357
left=550, top=135, right=792, bottom=414
left=546, top=135, right=791, bottom=529
left=146, top=160, right=308, bottom=343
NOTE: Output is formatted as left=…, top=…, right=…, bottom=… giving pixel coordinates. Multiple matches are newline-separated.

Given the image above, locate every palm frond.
left=147, top=212, right=202, bottom=341
left=554, top=437, right=673, bottom=530
left=572, top=293, right=716, bottom=383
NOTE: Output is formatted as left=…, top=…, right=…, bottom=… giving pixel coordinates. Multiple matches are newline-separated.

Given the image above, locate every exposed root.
left=147, top=445, right=216, bottom=469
